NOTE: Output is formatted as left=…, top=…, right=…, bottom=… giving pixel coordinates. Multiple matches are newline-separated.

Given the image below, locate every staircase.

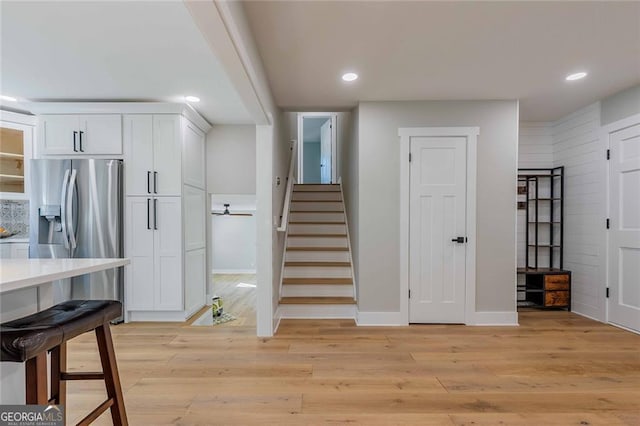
left=278, top=183, right=356, bottom=319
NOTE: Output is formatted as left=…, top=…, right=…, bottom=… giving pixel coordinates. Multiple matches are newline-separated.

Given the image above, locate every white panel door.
left=608, top=123, right=640, bottom=332
left=152, top=115, right=182, bottom=196
left=125, top=197, right=155, bottom=311
left=39, top=115, right=78, bottom=155
left=123, top=115, right=154, bottom=196
left=183, top=120, right=206, bottom=189
left=320, top=120, right=332, bottom=184
left=79, top=115, right=122, bottom=155
left=409, top=136, right=467, bottom=323
left=153, top=197, right=183, bottom=310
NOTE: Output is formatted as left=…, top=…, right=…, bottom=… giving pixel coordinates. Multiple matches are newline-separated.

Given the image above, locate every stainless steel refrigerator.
left=29, top=159, right=124, bottom=320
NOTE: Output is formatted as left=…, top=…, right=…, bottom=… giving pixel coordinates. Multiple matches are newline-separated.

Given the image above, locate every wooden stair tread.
left=290, top=210, right=344, bottom=213
left=293, top=189, right=341, bottom=193
left=279, top=297, right=356, bottom=305
left=288, top=233, right=347, bottom=237
left=282, top=278, right=353, bottom=285
left=291, top=200, right=342, bottom=203
left=289, top=221, right=346, bottom=225
left=285, top=261, right=351, bottom=267
left=286, top=247, right=349, bottom=251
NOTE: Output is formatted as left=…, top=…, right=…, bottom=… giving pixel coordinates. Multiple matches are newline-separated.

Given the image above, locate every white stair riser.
left=284, top=266, right=352, bottom=278
left=277, top=304, right=356, bottom=319
left=290, top=202, right=343, bottom=211
left=285, top=251, right=351, bottom=262
left=293, top=185, right=340, bottom=192
left=281, top=284, right=354, bottom=297
left=292, top=192, right=342, bottom=201
left=289, top=223, right=346, bottom=234
left=289, top=212, right=345, bottom=223
left=287, top=237, right=347, bottom=248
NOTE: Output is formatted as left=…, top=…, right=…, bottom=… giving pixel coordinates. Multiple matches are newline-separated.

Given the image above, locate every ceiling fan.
left=212, top=203, right=253, bottom=217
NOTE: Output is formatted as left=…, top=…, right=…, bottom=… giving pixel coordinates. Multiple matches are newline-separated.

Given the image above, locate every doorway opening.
left=193, top=194, right=256, bottom=328
left=298, top=113, right=337, bottom=184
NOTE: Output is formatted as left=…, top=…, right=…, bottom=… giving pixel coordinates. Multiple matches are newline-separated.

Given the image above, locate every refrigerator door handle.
left=60, top=169, right=71, bottom=249
left=147, top=198, right=151, bottom=230
left=67, top=168, right=78, bottom=249
left=153, top=198, right=158, bottom=230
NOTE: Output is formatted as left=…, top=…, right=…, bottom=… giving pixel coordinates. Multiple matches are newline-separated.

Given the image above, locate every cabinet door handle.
left=153, top=171, right=158, bottom=194
left=147, top=171, right=151, bottom=194
left=153, top=198, right=158, bottom=230
left=147, top=198, right=151, bottom=230
left=73, top=131, right=78, bottom=152
left=79, top=131, right=84, bottom=152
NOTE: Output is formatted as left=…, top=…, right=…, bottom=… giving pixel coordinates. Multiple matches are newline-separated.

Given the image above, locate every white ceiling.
left=0, top=1, right=252, bottom=124
left=243, top=1, right=640, bottom=121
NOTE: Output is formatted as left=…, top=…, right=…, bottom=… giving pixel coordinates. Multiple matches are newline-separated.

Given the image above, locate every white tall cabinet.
left=30, top=103, right=211, bottom=322
left=123, top=112, right=209, bottom=322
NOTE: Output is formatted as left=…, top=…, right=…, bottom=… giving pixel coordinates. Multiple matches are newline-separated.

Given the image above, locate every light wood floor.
left=206, top=273, right=256, bottom=328
left=64, top=311, right=639, bottom=425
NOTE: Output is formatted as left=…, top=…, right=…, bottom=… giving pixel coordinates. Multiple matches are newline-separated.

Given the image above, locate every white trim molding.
left=356, top=311, right=405, bottom=326
left=468, top=311, right=519, bottom=326
left=398, top=126, right=479, bottom=326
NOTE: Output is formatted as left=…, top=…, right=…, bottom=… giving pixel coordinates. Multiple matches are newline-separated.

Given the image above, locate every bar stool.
left=1, top=300, right=128, bottom=425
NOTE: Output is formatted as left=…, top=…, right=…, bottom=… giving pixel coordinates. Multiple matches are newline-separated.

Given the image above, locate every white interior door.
left=608, top=123, right=640, bottom=332
left=320, top=119, right=331, bottom=184
left=409, top=136, right=467, bottom=323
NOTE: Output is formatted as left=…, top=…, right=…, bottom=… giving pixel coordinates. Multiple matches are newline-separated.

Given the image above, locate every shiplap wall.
left=552, top=103, right=605, bottom=320
left=517, top=123, right=553, bottom=300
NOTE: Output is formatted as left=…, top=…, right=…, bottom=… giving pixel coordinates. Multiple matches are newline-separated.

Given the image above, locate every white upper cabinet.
left=39, top=114, right=122, bottom=156
left=123, top=115, right=154, bottom=196
left=182, top=120, right=206, bottom=189
left=153, top=115, right=182, bottom=196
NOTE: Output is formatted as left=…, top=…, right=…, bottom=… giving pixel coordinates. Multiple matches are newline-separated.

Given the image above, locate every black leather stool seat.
left=1, top=300, right=122, bottom=363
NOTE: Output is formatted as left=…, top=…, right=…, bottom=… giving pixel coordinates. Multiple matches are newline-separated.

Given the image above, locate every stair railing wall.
left=338, top=178, right=357, bottom=302
left=277, top=139, right=298, bottom=233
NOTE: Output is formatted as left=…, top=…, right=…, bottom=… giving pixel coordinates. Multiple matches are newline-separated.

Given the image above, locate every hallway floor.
left=65, top=311, right=639, bottom=425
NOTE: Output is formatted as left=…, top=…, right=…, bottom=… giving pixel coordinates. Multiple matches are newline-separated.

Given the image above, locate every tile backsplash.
left=0, top=200, right=29, bottom=236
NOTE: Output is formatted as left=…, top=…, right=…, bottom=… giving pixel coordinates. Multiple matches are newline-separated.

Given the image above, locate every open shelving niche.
left=517, top=167, right=571, bottom=310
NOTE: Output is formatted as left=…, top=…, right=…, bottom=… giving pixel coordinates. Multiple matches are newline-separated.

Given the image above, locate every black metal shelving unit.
left=517, top=167, right=570, bottom=310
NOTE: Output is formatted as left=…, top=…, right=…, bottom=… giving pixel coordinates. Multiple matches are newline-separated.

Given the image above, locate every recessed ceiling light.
left=185, top=95, right=200, bottom=103
left=342, top=72, right=358, bottom=82
left=0, top=95, right=17, bottom=102
left=566, top=72, right=587, bottom=81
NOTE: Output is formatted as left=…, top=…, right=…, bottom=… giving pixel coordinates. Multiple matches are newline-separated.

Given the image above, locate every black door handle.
left=147, top=171, right=151, bottom=194
left=153, top=198, right=158, bottom=230
left=79, top=131, right=84, bottom=152
left=153, top=171, right=158, bottom=194
left=147, top=198, right=151, bottom=230
left=73, top=131, right=78, bottom=152
left=451, top=237, right=466, bottom=243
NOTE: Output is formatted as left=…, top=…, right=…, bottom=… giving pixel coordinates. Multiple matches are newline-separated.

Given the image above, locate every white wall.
left=356, top=100, right=519, bottom=318
left=212, top=215, right=256, bottom=273
left=601, top=83, right=640, bottom=126
left=552, top=103, right=606, bottom=320
left=340, top=106, right=359, bottom=298
left=206, top=124, right=256, bottom=194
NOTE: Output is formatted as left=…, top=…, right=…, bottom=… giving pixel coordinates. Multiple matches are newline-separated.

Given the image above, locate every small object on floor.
left=191, top=309, right=236, bottom=326
left=212, top=312, right=236, bottom=325
left=212, top=296, right=224, bottom=317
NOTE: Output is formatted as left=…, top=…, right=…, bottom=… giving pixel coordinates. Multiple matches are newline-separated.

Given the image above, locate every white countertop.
left=0, top=258, right=129, bottom=294
left=0, top=236, right=29, bottom=244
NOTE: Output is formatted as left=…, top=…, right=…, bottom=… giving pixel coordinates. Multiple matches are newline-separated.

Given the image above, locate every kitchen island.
left=0, top=257, right=129, bottom=404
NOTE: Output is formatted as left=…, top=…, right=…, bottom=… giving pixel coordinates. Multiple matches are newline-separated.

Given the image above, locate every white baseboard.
left=469, top=311, right=519, bottom=326
left=356, top=311, right=406, bottom=326
left=212, top=269, right=256, bottom=274
left=570, top=303, right=605, bottom=323
left=273, top=309, right=283, bottom=333
left=127, top=310, right=188, bottom=322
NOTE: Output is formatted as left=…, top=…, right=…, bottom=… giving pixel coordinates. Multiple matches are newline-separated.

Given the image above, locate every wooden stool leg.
left=25, top=352, right=48, bottom=404
left=50, top=343, right=67, bottom=405
left=95, top=323, right=128, bottom=426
